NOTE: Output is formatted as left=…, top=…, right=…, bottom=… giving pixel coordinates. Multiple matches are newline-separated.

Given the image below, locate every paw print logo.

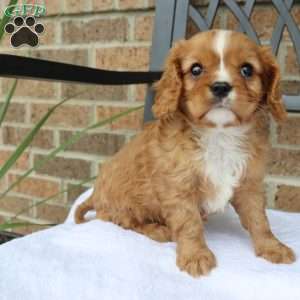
left=5, top=16, right=45, bottom=48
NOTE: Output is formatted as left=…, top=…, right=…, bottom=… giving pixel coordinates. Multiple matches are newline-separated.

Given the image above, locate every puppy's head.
left=153, top=30, right=287, bottom=127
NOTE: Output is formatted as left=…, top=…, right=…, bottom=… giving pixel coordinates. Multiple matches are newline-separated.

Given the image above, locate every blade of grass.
left=0, top=79, right=17, bottom=126
left=0, top=89, right=89, bottom=180
left=0, top=0, right=19, bottom=41
left=0, top=222, right=55, bottom=231
left=13, top=176, right=97, bottom=220
left=0, top=105, right=144, bottom=200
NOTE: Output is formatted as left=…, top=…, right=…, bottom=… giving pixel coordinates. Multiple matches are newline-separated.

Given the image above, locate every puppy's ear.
left=152, top=41, right=184, bottom=119
left=260, top=46, right=287, bottom=123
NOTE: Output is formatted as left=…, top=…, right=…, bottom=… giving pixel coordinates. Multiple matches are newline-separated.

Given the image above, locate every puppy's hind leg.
left=97, top=208, right=172, bottom=242
left=134, top=223, right=172, bottom=242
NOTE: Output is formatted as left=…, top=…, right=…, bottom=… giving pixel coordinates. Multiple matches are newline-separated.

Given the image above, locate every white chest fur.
left=194, top=125, right=251, bottom=214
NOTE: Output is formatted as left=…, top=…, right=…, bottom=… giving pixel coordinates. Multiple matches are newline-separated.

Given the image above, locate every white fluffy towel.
left=0, top=189, right=300, bottom=300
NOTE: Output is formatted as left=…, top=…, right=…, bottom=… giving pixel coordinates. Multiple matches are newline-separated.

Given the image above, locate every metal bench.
left=0, top=0, right=299, bottom=123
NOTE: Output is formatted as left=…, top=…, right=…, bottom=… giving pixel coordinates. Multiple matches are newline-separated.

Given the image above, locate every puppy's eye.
left=240, top=63, right=253, bottom=78
left=190, top=63, right=203, bottom=77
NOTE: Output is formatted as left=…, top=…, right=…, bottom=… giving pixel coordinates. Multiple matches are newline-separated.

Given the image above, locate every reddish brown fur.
left=75, top=30, right=295, bottom=277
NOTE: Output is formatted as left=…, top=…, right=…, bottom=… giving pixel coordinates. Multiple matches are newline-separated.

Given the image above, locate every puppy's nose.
left=210, top=82, right=232, bottom=98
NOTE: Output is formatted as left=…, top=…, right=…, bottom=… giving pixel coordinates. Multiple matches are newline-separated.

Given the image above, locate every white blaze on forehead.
left=214, top=30, right=231, bottom=82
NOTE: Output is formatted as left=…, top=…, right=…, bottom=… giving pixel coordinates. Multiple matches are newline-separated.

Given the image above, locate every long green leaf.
left=0, top=222, right=55, bottom=232
left=0, top=105, right=144, bottom=199
left=0, top=90, right=88, bottom=180
left=13, top=176, right=97, bottom=220
left=0, top=79, right=17, bottom=126
left=0, top=0, right=19, bottom=41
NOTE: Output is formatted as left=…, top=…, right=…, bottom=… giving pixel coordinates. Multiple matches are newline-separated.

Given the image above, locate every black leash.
left=0, top=54, right=162, bottom=85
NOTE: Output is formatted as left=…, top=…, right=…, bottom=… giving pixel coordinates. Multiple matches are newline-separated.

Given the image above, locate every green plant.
left=0, top=0, right=18, bottom=41
left=0, top=1, right=145, bottom=233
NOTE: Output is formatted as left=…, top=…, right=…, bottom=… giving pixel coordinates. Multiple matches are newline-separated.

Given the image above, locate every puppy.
left=75, top=30, right=295, bottom=277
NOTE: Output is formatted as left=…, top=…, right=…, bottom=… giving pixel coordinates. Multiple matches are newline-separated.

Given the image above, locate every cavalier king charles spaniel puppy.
left=75, top=30, right=295, bottom=277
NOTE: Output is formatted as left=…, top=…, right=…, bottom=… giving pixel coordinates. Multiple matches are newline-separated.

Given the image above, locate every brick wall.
left=0, top=0, right=299, bottom=234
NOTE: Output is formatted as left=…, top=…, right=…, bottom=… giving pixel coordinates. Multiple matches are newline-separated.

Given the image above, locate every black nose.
left=210, top=82, right=232, bottom=98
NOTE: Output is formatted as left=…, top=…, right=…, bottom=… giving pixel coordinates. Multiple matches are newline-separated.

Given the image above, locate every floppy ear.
left=260, top=46, right=287, bottom=122
left=152, top=42, right=184, bottom=119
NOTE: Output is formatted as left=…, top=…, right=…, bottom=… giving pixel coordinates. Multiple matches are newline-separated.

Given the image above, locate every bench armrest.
left=0, top=54, right=162, bottom=86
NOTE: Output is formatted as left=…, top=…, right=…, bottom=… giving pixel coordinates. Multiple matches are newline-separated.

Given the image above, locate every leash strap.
left=0, top=54, right=162, bottom=85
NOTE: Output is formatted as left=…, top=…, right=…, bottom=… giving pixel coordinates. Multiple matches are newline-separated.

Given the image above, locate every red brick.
left=30, top=104, right=91, bottom=128
left=0, top=1, right=11, bottom=8
left=285, top=45, right=300, bottom=76
left=3, top=126, right=54, bottom=149
left=1, top=31, right=14, bottom=48
left=226, top=6, right=277, bottom=40
left=67, top=183, right=90, bottom=203
left=36, top=204, right=69, bottom=223
left=250, top=7, right=277, bottom=40
left=148, top=0, right=155, bottom=8
left=96, top=46, right=150, bottom=71
left=135, top=15, right=154, bottom=41
left=92, top=0, right=114, bottom=11
left=268, top=148, right=300, bottom=177
left=275, top=185, right=300, bottom=212
left=0, top=151, right=29, bottom=171
left=44, top=0, right=63, bottom=16
left=0, top=196, right=34, bottom=217
left=0, top=175, right=6, bottom=192
left=0, top=102, right=26, bottom=123
left=2, top=78, right=56, bottom=99
left=9, top=174, right=60, bottom=198
left=60, top=130, right=125, bottom=155
left=64, top=0, right=88, bottom=14
left=61, top=83, right=128, bottom=101
left=291, top=6, right=300, bottom=27
left=281, top=81, right=300, bottom=95
left=118, top=0, right=148, bottom=10
left=97, top=105, right=143, bottom=130
left=135, top=84, right=148, bottom=102
left=28, top=49, right=88, bottom=66
left=34, top=155, right=91, bottom=180
left=277, top=117, right=300, bottom=145
left=62, top=18, right=128, bottom=44
left=38, top=21, right=57, bottom=46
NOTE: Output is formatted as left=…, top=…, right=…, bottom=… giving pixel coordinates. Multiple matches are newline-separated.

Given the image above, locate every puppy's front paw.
left=177, top=248, right=216, bottom=277
left=256, top=240, right=295, bottom=264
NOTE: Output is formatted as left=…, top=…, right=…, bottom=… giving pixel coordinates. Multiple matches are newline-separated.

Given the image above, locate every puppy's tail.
left=74, top=196, right=94, bottom=224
